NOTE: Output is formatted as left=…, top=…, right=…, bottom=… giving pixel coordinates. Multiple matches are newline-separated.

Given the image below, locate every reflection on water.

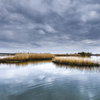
left=0, top=56, right=14, bottom=58
left=0, top=56, right=100, bottom=100
left=55, top=63, right=100, bottom=72
left=1, top=60, right=52, bottom=66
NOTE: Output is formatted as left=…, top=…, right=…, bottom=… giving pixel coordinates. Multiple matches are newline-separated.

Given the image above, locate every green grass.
left=52, top=57, right=100, bottom=67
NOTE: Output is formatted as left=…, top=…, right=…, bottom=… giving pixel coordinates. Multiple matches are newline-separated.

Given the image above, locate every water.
left=0, top=56, right=13, bottom=58
left=0, top=57, right=100, bottom=100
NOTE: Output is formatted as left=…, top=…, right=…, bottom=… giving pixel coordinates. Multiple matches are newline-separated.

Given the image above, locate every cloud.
left=0, top=0, right=100, bottom=53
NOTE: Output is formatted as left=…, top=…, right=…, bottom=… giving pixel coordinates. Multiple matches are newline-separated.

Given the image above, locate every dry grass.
left=0, top=53, right=54, bottom=63
left=54, top=54, right=80, bottom=56
left=52, top=58, right=100, bottom=67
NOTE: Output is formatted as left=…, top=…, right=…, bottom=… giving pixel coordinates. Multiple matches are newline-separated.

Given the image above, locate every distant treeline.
left=55, top=52, right=92, bottom=57
left=95, top=54, right=100, bottom=56
left=0, top=53, right=16, bottom=56
left=54, top=53, right=80, bottom=56
left=0, top=52, right=100, bottom=57
left=78, top=52, right=100, bottom=57
left=78, top=52, right=91, bottom=57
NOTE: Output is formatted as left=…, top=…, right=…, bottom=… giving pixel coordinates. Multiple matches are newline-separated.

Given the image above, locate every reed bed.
left=52, top=58, right=100, bottom=67
left=0, top=53, right=54, bottom=63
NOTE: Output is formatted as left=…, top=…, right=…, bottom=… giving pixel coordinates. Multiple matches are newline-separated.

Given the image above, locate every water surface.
left=0, top=57, right=100, bottom=100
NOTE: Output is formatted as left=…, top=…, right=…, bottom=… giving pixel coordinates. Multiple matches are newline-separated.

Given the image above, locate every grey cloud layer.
left=0, top=0, right=100, bottom=53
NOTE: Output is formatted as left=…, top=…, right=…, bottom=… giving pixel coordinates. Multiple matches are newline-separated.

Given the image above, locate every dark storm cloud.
left=0, top=0, right=100, bottom=53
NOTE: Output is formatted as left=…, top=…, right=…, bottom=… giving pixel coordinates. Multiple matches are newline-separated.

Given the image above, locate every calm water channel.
left=0, top=56, right=100, bottom=100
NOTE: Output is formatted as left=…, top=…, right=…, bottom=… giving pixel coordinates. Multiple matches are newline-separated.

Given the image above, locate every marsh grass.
left=0, top=53, right=54, bottom=63
left=52, top=58, right=100, bottom=67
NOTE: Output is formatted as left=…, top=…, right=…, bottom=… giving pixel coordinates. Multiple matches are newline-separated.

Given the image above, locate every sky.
left=0, top=0, right=100, bottom=54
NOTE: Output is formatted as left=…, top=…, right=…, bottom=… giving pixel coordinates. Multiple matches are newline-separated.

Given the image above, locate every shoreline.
left=1, top=53, right=100, bottom=57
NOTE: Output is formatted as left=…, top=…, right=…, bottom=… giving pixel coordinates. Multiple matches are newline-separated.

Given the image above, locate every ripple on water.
left=0, top=57, right=100, bottom=100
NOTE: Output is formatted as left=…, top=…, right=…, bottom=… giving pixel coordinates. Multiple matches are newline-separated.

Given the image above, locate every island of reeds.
left=52, top=58, right=100, bottom=67
left=0, top=53, right=54, bottom=63
left=0, top=52, right=100, bottom=67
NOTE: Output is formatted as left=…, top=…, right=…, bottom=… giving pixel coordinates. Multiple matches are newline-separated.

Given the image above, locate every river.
left=0, top=56, right=100, bottom=100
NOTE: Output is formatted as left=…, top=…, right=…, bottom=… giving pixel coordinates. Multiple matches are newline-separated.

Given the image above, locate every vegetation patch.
left=0, top=53, right=54, bottom=63
left=52, top=58, right=99, bottom=67
left=78, top=52, right=91, bottom=57
left=54, top=53, right=81, bottom=56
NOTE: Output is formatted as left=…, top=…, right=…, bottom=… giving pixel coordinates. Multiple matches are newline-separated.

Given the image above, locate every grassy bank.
left=52, top=58, right=100, bottom=67
left=0, top=53, right=54, bottom=63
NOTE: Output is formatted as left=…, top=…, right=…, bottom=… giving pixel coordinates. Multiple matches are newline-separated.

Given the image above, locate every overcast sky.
left=0, top=0, right=100, bottom=53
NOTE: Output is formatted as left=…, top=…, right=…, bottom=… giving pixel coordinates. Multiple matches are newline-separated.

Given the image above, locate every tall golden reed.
left=52, top=58, right=99, bottom=67
left=0, top=53, right=54, bottom=63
